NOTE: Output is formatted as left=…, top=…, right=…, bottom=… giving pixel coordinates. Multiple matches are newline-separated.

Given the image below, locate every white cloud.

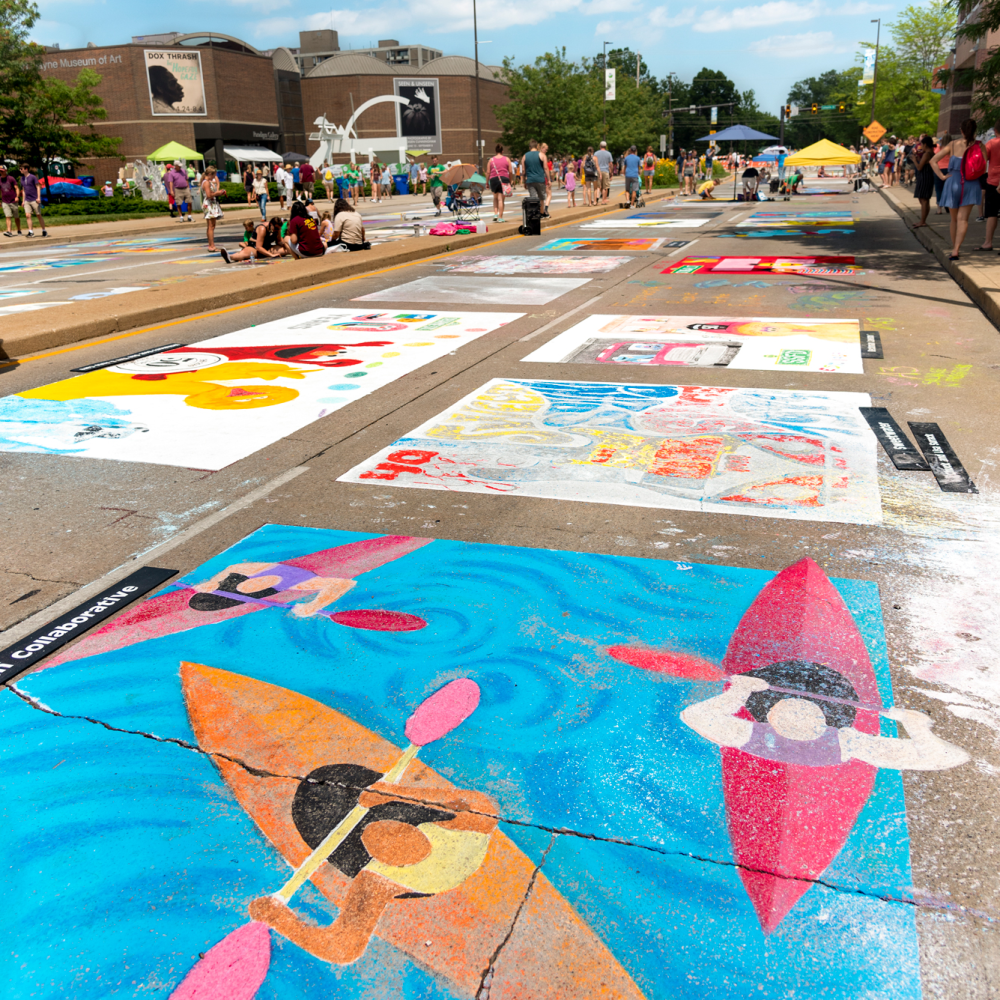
left=748, top=29, right=854, bottom=56
left=692, top=0, right=822, bottom=32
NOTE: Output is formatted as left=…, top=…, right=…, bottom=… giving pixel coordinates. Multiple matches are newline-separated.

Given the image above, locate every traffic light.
left=838, top=103, right=846, bottom=113
left=811, top=103, right=819, bottom=115
left=784, top=104, right=791, bottom=117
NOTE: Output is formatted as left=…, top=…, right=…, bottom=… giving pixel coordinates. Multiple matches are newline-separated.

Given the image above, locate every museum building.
left=38, top=30, right=508, bottom=181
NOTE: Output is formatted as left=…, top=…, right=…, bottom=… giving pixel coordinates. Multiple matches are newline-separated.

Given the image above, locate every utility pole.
left=473, top=0, right=483, bottom=171
left=636, top=52, right=641, bottom=87
left=870, top=18, right=880, bottom=126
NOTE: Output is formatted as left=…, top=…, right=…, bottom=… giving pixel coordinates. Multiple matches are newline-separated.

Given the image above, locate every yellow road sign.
left=864, top=121, right=887, bottom=143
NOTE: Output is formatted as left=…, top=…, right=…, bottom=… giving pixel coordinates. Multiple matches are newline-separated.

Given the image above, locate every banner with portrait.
left=145, top=49, right=207, bottom=116
left=394, top=78, right=442, bottom=154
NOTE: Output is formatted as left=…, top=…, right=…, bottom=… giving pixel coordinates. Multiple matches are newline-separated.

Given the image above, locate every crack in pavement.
left=7, top=684, right=997, bottom=926
left=475, top=831, right=556, bottom=1000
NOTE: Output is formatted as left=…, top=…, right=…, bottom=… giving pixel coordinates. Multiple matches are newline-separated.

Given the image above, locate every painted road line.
left=0, top=466, right=308, bottom=649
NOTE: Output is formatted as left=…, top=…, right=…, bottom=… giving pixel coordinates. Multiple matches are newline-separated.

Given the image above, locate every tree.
left=15, top=68, right=122, bottom=180
left=0, top=0, right=44, bottom=161
left=786, top=69, right=860, bottom=146
left=496, top=50, right=600, bottom=156
left=890, top=0, right=956, bottom=73
left=854, top=44, right=941, bottom=137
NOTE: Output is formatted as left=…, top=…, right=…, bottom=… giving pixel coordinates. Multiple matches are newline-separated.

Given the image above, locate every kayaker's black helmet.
left=742, top=660, right=858, bottom=729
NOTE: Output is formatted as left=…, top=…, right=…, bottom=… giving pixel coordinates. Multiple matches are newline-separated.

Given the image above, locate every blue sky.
left=32, top=0, right=912, bottom=112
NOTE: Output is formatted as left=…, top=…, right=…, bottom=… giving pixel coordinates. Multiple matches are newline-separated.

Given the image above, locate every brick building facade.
left=39, top=36, right=283, bottom=181
left=936, top=17, right=1000, bottom=135
left=290, top=54, right=508, bottom=167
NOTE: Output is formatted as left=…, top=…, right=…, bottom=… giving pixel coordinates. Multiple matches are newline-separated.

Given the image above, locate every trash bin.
left=519, top=196, right=542, bottom=236
left=393, top=174, right=410, bottom=195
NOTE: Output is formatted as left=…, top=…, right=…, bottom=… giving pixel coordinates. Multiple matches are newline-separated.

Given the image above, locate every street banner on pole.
left=605, top=68, right=616, bottom=101
left=660, top=134, right=667, bottom=153
left=862, top=50, right=876, bottom=85
left=711, top=106, right=718, bottom=125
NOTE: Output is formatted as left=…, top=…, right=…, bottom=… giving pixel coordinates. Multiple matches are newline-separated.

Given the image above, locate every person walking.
left=564, top=157, right=577, bottom=208
left=975, top=118, right=1000, bottom=250
left=595, top=140, right=613, bottom=205
left=642, top=145, right=656, bottom=197
left=486, top=143, right=512, bottom=222
left=933, top=135, right=950, bottom=214
left=18, top=164, right=47, bottom=237
left=291, top=161, right=302, bottom=198
left=282, top=164, right=295, bottom=208
left=274, top=163, right=288, bottom=209
left=418, top=161, right=428, bottom=195
left=322, top=162, right=336, bottom=202
left=381, top=161, right=394, bottom=200
left=683, top=151, right=696, bottom=195
left=243, top=164, right=255, bottom=206
left=933, top=118, right=986, bottom=260
left=582, top=146, right=598, bottom=206
left=252, top=169, right=269, bottom=220
left=165, top=162, right=192, bottom=221
left=0, top=164, right=22, bottom=237
left=623, top=145, right=641, bottom=207
left=522, top=140, right=550, bottom=216
left=911, top=136, right=936, bottom=231
left=300, top=160, right=315, bottom=202
left=428, top=156, right=446, bottom=214
left=200, top=165, right=223, bottom=251
left=370, top=160, right=381, bottom=203
left=539, top=143, right=554, bottom=215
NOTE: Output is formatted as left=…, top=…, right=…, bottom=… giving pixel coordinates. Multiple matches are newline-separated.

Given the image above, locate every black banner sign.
left=908, top=422, right=978, bottom=493
left=859, top=330, right=883, bottom=359
left=71, top=344, right=184, bottom=373
left=858, top=407, right=929, bottom=470
left=0, top=567, right=177, bottom=683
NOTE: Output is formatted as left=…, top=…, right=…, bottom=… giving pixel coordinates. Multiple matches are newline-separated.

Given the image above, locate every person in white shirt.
left=274, top=165, right=288, bottom=209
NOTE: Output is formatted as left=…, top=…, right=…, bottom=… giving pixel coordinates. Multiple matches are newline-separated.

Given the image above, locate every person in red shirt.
left=977, top=117, right=1000, bottom=251
left=300, top=161, right=315, bottom=200
left=283, top=201, right=326, bottom=258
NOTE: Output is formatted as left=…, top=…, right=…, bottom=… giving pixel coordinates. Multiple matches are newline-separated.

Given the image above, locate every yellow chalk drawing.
left=20, top=362, right=311, bottom=411
left=922, top=364, right=971, bottom=386
left=365, top=824, right=491, bottom=895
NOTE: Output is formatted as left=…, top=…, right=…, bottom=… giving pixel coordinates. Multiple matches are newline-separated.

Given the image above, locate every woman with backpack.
left=643, top=146, right=657, bottom=197
left=583, top=147, right=598, bottom=206
left=933, top=118, right=986, bottom=260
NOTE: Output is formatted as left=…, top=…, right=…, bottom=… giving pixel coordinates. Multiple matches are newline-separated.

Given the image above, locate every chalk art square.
left=441, top=254, right=632, bottom=275
left=0, top=308, right=521, bottom=469
left=4, top=525, right=940, bottom=999
left=338, top=378, right=882, bottom=523
left=353, top=276, right=591, bottom=305
left=580, top=218, right=715, bottom=229
left=533, top=237, right=668, bottom=252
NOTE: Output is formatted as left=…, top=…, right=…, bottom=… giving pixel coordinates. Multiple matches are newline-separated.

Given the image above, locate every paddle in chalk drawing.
left=608, top=557, right=969, bottom=935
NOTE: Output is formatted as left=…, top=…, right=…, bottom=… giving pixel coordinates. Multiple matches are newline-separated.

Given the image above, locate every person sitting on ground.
left=697, top=178, right=718, bottom=200
left=328, top=197, right=368, bottom=251
left=318, top=210, right=334, bottom=245
left=284, top=200, right=326, bottom=258
left=221, top=217, right=287, bottom=263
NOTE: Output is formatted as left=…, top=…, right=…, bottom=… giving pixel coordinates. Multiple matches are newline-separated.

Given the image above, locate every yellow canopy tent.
left=784, top=138, right=860, bottom=166
left=148, top=141, right=203, bottom=161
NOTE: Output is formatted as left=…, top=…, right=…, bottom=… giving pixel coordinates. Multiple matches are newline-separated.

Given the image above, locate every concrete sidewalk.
left=879, top=182, right=1000, bottom=330
left=2, top=188, right=679, bottom=361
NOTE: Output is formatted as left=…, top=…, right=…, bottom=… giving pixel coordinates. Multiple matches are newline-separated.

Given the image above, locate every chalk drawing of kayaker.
left=249, top=769, right=498, bottom=964
left=680, top=663, right=969, bottom=771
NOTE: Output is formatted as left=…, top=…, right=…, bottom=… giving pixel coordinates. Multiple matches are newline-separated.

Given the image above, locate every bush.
left=42, top=196, right=170, bottom=217
left=652, top=160, right=679, bottom=187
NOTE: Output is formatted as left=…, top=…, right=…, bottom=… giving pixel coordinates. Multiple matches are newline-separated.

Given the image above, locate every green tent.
left=148, top=141, right=203, bottom=162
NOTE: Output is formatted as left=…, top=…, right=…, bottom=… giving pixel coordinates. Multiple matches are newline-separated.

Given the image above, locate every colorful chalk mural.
left=441, top=255, right=632, bottom=274
left=579, top=218, right=715, bottom=229
left=665, top=256, right=862, bottom=276
left=353, top=276, right=590, bottom=305
left=0, top=309, right=521, bottom=469
left=338, top=379, right=882, bottom=523
left=523, top=314, right=864, bottom=374
left=737, top=212, right=855, bottom=227
left=3, top=525, right=969, bottom=998
left=533, top=237, right=667, bottom=252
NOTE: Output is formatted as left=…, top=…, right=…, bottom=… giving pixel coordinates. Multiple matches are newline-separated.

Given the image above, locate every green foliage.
left=0, top=0, right=44, bottom=158
left=953, top=0, right=1000, bottom=118
left=786, top=70, right=861, bottom=146
left=854, top=45, right=941, bottom=137
left=891, top=0, right=956, bottom=73
left=43, top=196, right=169, bottom=216
left=652, top=161, right=678, bottom=187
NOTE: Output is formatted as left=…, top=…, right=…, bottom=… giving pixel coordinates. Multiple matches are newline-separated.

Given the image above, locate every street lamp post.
left=603, top=41, right=612, bottom=142
left=473, top=0, right=483, bottom=171
left=870, top=18, right=881, bottom=127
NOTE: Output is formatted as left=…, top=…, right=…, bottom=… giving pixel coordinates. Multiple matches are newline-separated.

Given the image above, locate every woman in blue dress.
left=933, top=118, right=985, bottom=259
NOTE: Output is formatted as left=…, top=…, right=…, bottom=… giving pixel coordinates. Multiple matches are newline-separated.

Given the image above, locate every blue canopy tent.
left=696, top=124, right=781, bottom=201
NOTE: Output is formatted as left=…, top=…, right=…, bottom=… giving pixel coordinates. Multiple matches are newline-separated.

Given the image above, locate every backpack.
left=963, top=141, right=986, bottom=180
left=584, top=155, right=597, bottom=178
left=645, top=154, right=655, bottom=169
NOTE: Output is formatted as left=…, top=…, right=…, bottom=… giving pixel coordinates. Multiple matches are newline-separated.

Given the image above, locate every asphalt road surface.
left=2, top=179, right=997, bottom=1000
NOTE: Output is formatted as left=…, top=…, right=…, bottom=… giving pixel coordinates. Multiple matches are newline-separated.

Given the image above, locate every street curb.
left=878, top=183, right=1000, bottom=331
left=3, top=192, right=678, bottom=361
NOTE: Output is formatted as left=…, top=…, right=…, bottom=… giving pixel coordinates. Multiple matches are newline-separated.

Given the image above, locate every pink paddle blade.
left=168, top=920, right=270, bottom=1000
left=405, top=678, right=480, bottom=746
left=607, top=645, right=724, bottom=681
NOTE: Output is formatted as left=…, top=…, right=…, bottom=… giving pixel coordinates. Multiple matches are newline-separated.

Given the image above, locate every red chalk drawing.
left=168, top=920, right=271, bottom=1000
left=607, top=645, right=724, bottom=680
left=330, top=610, right=427, bottom=631
left=404, top=677, right=481, bottom=745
